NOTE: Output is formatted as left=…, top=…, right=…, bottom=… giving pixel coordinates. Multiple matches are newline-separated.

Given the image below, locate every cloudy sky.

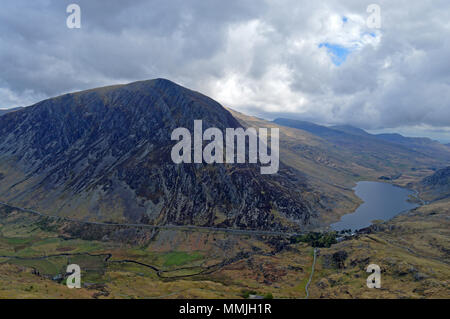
left=1, top=0, right=449, bottom=142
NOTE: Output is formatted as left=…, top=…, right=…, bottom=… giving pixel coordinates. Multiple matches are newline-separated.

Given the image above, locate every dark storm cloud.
left=0, top=0, right=449, bottom=140
left=0, top=0, right=260, bottom=97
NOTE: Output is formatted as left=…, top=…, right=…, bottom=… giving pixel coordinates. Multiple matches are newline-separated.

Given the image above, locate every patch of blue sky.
left=362, top=31, right=377, bottom=38
left=318, top=43, right=353, bottom=66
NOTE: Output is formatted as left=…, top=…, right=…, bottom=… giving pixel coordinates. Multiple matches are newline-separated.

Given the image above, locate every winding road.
left=0, top=201, right=303, bottom=238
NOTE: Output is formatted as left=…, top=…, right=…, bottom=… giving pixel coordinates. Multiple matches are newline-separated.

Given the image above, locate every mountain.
left=271, top=119, right=338, bottom=137
left=273, top=118, right=450, bottom=167
left=376, top=133, right=429, bottom=144
left=0, top=107, right=22, bottom=116
left=0, top=79, right=318, bottom=231
left=332, top=125, right=450, bottom=162
left=0, top=82, right=447, bottom=232
left=417, top=166, right=450, bottom=201
left=329, top=124, right=371, bottom=137
left=373, top=133, right=450, bottom=159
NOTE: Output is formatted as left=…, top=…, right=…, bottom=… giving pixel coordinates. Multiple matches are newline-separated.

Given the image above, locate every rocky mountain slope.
left=417, top=166, right=450, bottom=201
left=0, top=107, right=22, bottom=116
left=0, top=79, right=318, bottom=231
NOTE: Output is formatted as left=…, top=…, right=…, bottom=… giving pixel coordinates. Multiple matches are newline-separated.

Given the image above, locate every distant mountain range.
left=329, top=124, right=371, bottom=137
left=274, top=118, right=450, bottom=164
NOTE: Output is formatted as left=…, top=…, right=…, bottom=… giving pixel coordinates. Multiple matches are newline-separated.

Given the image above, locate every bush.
left=290, top=232, right=337, bottom=248
left=241, top=289, right=257, bottom=299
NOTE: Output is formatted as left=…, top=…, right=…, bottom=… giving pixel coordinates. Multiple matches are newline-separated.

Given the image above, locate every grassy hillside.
left=1, top=195, right=448, bottom=299
left=307, top=198, right=450, bottom=298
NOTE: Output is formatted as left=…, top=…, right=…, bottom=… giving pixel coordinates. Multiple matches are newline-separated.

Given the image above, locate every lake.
left=331, top=181, right=419, bottom=231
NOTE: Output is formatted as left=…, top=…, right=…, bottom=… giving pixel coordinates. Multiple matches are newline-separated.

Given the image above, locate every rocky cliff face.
left=418, top=166, right=450, bottom=201
left=0, top=79, right=318, bottom=231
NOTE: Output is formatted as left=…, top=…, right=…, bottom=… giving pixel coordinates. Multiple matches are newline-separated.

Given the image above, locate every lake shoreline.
left=329, top=181, right=420, bottom=232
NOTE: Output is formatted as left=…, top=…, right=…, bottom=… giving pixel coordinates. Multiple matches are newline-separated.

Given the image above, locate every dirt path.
left=304, top=248, right=317, bottom=299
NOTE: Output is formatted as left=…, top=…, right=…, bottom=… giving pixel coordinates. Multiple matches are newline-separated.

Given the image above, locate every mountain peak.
left=122, top=78, right=182, bottom=90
